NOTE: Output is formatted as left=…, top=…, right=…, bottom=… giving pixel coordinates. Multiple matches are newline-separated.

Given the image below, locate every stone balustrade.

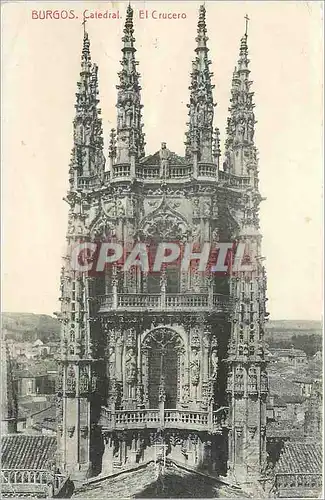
left=99, top=407, right=229, bottom=433
left=0, top=469, right=67, bottom=497
left=76, top=162, right=220, bottom=189
left=97, top=293, right=230, bottom=313
left=275, top=473, right=322, bottom=497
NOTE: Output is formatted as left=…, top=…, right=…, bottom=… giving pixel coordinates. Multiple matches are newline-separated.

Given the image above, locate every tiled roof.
left=275, top=441, right=322, bottom=474
left=1, top=435, right=56, bottom=470
left=140, top=151, right=187, bottom=166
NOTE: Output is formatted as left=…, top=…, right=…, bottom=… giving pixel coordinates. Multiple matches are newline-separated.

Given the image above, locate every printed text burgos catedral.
left=31, top=9, right=187, bottom=20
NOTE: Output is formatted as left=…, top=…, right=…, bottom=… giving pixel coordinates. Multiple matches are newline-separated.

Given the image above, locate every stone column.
left=101, top=435, right=113, bottom=474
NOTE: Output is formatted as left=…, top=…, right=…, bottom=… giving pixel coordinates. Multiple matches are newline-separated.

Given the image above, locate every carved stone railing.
left=275, top=473, right=322, bottom=496
left=164, top=410, right=208, bottom=429
left=169, top=166, right=192, bottom=179
left=97, top=293, right=230, bottom=313
left=112, top=164, right=131, bottom=179
left=198, top=164, right=217, bottom=178
left=136, top=166, right=160, bottom=179
left=0, top=469, right=68, bottom=497
left=100, top=407, right=228, bottom=433
left=218, top=171, right=251, bottom=189
left=77, top=176, right=99, bottom=190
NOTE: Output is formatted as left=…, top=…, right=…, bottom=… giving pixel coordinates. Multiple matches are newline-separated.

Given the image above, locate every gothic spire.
left=185, top=4, right=216, bottom=166
left=224, top=19, right=257, bottom=176
left=69, top=27, right=105, bottom=190
left=115, top=4, right=145, bottom=166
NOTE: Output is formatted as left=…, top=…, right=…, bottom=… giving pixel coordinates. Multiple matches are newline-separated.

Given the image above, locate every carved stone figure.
left=116, top=199, right=125, bottom=217
left=248, top=366, right=257, bottom=392
left=182, top=384, right=190, bottom=404
left=235, top=366, right=244, bottom=391
left=158, top=376, right=166, bottom=402
left=261, top=371, right=268, bottom=391
left=125, top=348, right=137, bottom=384
left=236, top=121, right=245, bottom=142
left=190, top=350, right=200, bottom=386
left=66, top=366, right=76, bottom=393
left=159, top=142, right=170, bottom=178
left=79, top=368, right=89, bottom=394
left=227, top=370, right=233, bottom=391
left=108, top=346, right=116, bottom=372
left=67, top=426, right=75, bottom=438
left=211, top=350, right=219, bottom=380
left=125, top=99, right=133, bottom=127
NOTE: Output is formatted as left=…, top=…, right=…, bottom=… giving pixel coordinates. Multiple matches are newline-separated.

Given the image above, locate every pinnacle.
left=240, top=33, right=248, bottom=58
left=195, top=4, right=208, bottom=49
left=82, top=31, right=91, bottom=63
left=124, top=3, right=134, bottom=37
left=198, top=4, right=207, bottom=35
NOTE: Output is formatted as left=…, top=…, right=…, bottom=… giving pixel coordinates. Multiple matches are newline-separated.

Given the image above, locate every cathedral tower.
left=58, top=5, right=268, bottom=485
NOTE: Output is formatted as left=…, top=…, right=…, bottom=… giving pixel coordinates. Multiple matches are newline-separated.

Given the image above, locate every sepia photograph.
left=1, top=1, right=323, bottom=498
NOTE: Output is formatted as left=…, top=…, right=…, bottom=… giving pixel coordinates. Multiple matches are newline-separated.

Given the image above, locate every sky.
left=1, top=0, right=323, bottom=320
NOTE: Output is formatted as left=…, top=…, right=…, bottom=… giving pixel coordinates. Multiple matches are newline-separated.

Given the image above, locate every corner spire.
left=185, top=4, right=216, bottom=168
left=114, top=4, right=145, bottom=166
left=224, top=18, right=257, bottom=176
left=69, top=26, right=105, bottom=190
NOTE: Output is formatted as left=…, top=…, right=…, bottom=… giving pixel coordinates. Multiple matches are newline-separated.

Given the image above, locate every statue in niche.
left=190, top=350, right=201, bottom=386
left=79, top=368, right=89, bottom=393
left=125, top=99, right=133, bottom=127
left=125, top=348, right=137, bottom=384
left=236, top=120, right=245, bottom=142
left=91, top=373, right=98, bottom=392
left=182, top=384, right=190, bottom=404
left=247, top=118, right=255, bottom=142
left=235, top=366, right=244, bottom=391
left=211, top=350, right=219, bottom=380
left=248, top=366, right=257, bottom=391
left=66, top=366, right=76, bottom=393
left=212, top=228, right=219, bottom=242
left=197, top=103, right=205, bottom=127
left=116, top=199, right=125, bottom=217
left=192, top=225, right=201, bottom=242
left=261, top=371, right=268, bottom=391
left=158, top=376, right=166, bottom=402
left=108, top=346, right=116, bottom=371
left=192, top=198, right=200, bottom=218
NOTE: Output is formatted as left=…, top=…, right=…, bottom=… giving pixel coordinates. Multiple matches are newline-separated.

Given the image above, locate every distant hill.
left=266, top=320, right=322, bottom=333
left=1, top=314, right=322, bottom=348
left=2, top=313, right=60, bottom=343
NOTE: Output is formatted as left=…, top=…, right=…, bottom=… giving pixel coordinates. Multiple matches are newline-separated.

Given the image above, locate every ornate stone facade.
left=57, top=5, right=268, bottom=485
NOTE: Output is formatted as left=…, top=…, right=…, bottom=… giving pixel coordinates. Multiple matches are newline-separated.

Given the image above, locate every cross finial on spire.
left=82, top=17, right=87, bottom=36
left=244, top=14, right=250, bottom=35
